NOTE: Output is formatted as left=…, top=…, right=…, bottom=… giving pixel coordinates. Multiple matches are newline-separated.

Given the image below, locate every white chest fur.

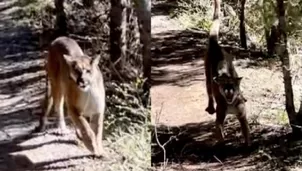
left=77, top=86, right=105, bottom=117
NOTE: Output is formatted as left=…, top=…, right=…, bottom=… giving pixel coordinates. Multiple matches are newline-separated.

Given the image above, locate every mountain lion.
left=35, top=36, right=106, bottom=156
left=204, top=0, right=251, bottom=146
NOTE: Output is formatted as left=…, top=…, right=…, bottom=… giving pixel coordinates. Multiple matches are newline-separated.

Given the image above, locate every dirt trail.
left=0, top=1, right=44, bottom=170
left=151, top=3, right=214, bottom=127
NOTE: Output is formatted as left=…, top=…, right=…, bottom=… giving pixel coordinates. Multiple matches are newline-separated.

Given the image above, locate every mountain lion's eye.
left=72, top=62, right=77, bottom=69
left=74, top=68, right=81, bottom=75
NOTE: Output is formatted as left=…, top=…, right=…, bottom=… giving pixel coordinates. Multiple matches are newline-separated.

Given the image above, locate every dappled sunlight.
left=152, top=120, right=298, bottom=171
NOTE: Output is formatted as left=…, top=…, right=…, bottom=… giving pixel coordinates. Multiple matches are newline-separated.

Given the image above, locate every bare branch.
left=213, top=155, right=224, bottom=165
left=154, top=103, right=168, bottom=170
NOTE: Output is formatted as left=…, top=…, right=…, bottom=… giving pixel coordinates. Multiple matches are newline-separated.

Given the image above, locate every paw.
left=99, top=148, right=108, bottom=157
left=31, top=126, right=48, bottom=136
left=53, top=127, right=70, bottom=136
left=75, top=130, right=83, bottom=140
left=53, top=121, right=70, bottom=135
left=205, top=106, right=215, bottom=114
left=33, top=125, right=45, bottom=133
left=93, top=148, right=109, bottom=160
left=75, top=139, right=86, bottom=148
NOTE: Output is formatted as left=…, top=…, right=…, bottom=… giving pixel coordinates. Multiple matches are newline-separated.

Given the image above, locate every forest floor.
left=0, top=1, right=124, bottom=171
left=151, top=0, right=302, bottom=171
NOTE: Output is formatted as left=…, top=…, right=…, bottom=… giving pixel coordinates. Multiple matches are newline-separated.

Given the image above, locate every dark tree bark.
left=55, top=0, right=67, bottom=36
left=83, top=0, right=94, bottom=8
left=134, top=0, right=151, bottom=106
left=110, top=0, right=127, bottom=73
left=265, top=28, right=271, bottom=54
left=239, top=0, right=247, bottom=49
left=276, top=0, right=302, bottom=134
left=266, top=20, right=279, bottom=57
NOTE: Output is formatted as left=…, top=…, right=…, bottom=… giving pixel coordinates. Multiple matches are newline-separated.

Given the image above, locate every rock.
left=8, top=130, right=91, bottom=169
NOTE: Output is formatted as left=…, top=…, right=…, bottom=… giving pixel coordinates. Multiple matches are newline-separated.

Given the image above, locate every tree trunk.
left=55, top=0, right=67, bottom=36
left=134, top=0, right=151, bottom=106
left=265, top=28, right=270, bottom=55
left=126, top=4, right=140, bottom=68
left=276, top=0, right=301, bottom=134
left=110, top=0, right=128, bottom=74
left=267, top=20, right=279, bottom=57
left=83, top=0, right=94, bottom=8
left=239, top=0, right=247, bottom=49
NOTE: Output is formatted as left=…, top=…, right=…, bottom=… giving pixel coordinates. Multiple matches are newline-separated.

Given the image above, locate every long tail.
left=209, top=0, right=221, bottom=47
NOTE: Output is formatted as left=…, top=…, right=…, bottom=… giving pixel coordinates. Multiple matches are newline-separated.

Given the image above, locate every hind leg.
left=34, top=83, right=53, bottom=133
left=52, top=82, right=68, bottom=135
left=205, top=63, right=215, bottom=114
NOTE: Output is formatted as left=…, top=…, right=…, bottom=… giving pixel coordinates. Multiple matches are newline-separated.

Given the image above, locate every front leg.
left=215, top=102, right=227, bottom=144
left=68, top=107, right=99, bottom=156
left=205, top=63, right=215, bottom=114
left=90, top=110, right=107, bottom=157
left=236, top=102, right=251, bottom=146
left=75, top=117, right=90, bottom=141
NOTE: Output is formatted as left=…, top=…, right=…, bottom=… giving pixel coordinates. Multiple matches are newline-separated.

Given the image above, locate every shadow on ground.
left=151, top=29, right=275, bottom=87
left=151, top=29, right=208, bottom=87
left=0, top=130, right=90, bottom=171
left=152, top=0, right=180, bottom=16
left=151, top=118, right=302, bottom=170
left=152, top=30, right=207, bottom=66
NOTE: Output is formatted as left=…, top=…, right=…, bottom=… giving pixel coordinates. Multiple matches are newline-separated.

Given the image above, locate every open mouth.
left=79, top=84, right=87, bottom=88
left=225, top=96, right=234, bottom=104
left=78, top=82, right=89, bottom=91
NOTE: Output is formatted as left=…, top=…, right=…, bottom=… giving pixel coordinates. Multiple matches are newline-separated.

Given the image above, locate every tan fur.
left=205, top=0, right=251, bottom=146
left=35, top=36, right=106, bottom=156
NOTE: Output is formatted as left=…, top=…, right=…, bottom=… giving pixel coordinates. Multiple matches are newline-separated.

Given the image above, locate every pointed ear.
left=91, top=54, right=101, bottom=67
left=236, top=77, right=243, bottom=82
left=63, top=54, right=74, bottom=66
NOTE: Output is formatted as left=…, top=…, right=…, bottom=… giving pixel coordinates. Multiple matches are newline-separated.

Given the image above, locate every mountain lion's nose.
left=77, top=77, right=87, bottom=86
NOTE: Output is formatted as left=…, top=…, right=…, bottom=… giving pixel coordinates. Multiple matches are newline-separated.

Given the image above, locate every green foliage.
left=105, top=77, right=151, bottom=171
left=245, top=0, right=276, bottom=45
left=105, top=77, right=150, bottom=135
left=106, top=123, right=151, bottom=171
left=172, top=0, right=302, bottom=48
left=246, top=0, right=302, bottom=47
left=286, top=0, right=302, bottom=39
left=13, top=0, right=53, bottom=21
left=275, top=110, right=289, bottom=125
left=170, top=0, right=212, bottom=31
